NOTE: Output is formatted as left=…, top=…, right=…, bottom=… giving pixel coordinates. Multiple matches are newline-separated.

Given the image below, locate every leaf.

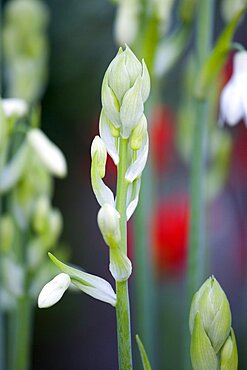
left=136, top=335, right=152, bottom=370
left=195, top=8, right=246, bottom=99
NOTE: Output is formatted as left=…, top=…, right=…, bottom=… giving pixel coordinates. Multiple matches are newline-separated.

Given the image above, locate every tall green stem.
left=115, top=137, right=133, bottom=370
left=187, top=0, right=214, bottom=301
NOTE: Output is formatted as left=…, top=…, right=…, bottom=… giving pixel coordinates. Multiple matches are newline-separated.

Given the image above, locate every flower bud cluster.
left=189, top=277, right=238, bottom=370
left=90, top=45, right=150, bottom=282
left=101, top=45, right=150, bottom=139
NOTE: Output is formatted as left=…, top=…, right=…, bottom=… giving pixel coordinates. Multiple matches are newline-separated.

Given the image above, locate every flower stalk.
left=187, top=0, right=214, bottom=306
left=115, top=137, right=133, bottom=370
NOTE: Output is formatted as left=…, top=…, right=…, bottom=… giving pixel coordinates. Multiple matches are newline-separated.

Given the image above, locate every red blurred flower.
left=151, top=194, right=189, bottom=277
left=150, top=106, right=174, bottom=174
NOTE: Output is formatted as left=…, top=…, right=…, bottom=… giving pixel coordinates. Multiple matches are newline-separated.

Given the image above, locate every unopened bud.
left=91, top=136, right=107, bottom=178
left=102, top=45, right=150, bottom=138
left=97, top=204, right=121, bottom=247
left=190, top=276, right=231, bottom=354
left=130, top=114, right=147, bottom=150
left=38, top=273, right=70, bottom=308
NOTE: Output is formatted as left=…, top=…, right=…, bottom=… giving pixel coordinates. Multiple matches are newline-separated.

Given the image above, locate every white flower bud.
left=91, top=136, right=115, bottom=208
left=2, top=98, right=28, bottom=119
left=91, top=135, right=107, bottom=178
left=101, top=45, right=150, bottom=138
left=97, top=204, right=121, bottom=247
left=120, top=76, right=144, bottom=138
left=38, top=273, right=71, bottom=308
left=130, top=114, right=147, bottom=150
left=27, top=129, right=67, bottom=178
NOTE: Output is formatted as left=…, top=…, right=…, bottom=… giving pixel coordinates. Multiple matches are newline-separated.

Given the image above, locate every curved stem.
left=115, top=137, right=133, bottom=370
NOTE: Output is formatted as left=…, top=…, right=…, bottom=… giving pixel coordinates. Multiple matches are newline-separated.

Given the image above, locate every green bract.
left=189, top=277, right=237, bottom=370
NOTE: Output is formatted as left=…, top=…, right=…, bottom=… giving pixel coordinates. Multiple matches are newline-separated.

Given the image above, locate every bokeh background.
left=2, top=0, right=247, bottom=369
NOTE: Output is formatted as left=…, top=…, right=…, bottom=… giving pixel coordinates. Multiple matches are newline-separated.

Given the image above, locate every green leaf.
left=195, top=8, right=246, bottom=99
left=136, top=335, right=152, bottom=370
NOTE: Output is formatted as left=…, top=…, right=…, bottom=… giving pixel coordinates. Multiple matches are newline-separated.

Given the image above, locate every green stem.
left=16, top=295, right=32, bottom=370
left=115, top=137, right=133, bottom=370
left=186, top=0, right=214, bottom=368
left=10, top=294, right=32, bottom=370
left=188, top=0, right=214, bottom=302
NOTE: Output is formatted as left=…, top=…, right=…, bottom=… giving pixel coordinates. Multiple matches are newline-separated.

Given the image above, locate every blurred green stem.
left=115, top=137, right=133, bottom=370
left=10, top=294, right=32, bottom=370
left=187, top=0, right=214, bottom=353
left=0, top=144, right=8, bottom=370
left=8, top=227, right=32, bottom=370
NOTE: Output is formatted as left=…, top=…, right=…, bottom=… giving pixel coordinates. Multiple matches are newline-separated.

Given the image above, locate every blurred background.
left=1, top=0, right=247, bottom=369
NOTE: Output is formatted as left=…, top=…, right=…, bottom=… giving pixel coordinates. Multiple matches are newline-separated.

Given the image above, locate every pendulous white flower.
left=219, top=51, right=247, bottom=126
left=38, top=273, right=71, bottom=308
left=97, top=204, right=121, bottom=247
left=2, top=98, right=28, bottom=119
left=27, top=128, right=67, bottom=178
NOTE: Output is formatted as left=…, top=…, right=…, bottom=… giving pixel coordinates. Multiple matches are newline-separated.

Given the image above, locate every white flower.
left=38, top=273, right=71, bottom=308
left=48, top=253, right=117, bottom=306
left=114, top=0, right=139, bottom=46
left=27, top=128, right=67, bottom=177
left=219, top=51, right=247, bottom=126
left=91, top=136, right=115, bottom=207
left=97, top=204, right=121, bottom=247
left=2, top=98, right=28, bottom=119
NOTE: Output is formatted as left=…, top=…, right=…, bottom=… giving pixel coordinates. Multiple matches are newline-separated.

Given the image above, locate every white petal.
left=108, top=51, right=131, bottom=103
left=219, top=79, right=243, bottom=126
left=141, top=59, right=150, bottom=103
left=91, top=167, right=115, bottom=207
left=120, top=76, right=144, bottom=138
left=233, top=51, right=247, bottom=76
left=125, top=44, right=142, bottom=85
left=125, top=131, right=149, bottom=182
left=72, top=278, right=116, bottom=307
left=27, top=129, right=67, bottom=177
left=126, top=178, right=141, bottom=220
left=48, top=253, right=117, bottom=306
left=101, top=74, right=121, bottom=127
left=99, top=110, right=119, bottom=165
left=2, top=98, right=28, bottom=119
left=38, top=273, right=70, bottom=308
